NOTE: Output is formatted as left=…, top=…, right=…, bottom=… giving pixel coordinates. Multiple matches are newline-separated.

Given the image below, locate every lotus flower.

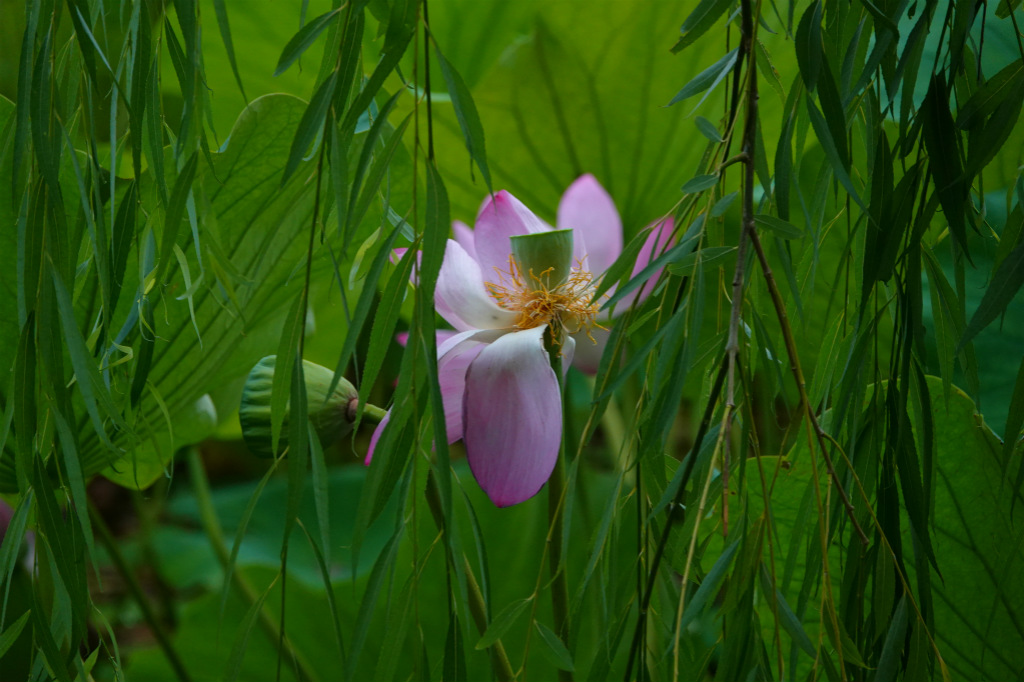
left=368, top=175, right=673, bottom=507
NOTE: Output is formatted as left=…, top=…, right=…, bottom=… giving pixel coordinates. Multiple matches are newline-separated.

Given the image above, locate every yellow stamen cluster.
left=486, top=256, right=604, bottom=343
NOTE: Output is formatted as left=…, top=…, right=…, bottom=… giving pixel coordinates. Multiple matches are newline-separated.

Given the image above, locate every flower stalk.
left=545, top=327, right=573, bottom=682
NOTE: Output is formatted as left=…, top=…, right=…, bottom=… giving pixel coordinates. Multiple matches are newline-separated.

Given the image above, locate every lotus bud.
left=239, top=355, right=359, bottom=458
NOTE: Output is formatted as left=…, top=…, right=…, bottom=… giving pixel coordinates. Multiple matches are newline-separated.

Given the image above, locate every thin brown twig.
left=747, top=229, right=869, bottom=545
left=724, top=0, right=761, bottom=539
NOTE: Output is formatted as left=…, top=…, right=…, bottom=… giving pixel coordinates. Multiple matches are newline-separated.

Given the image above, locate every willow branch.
left=748, top=230, right=869, bottom=544
left=425, top=473, right=515, bottom=682
left=186, top=449, right=319, bottom=680
left=90, top=504, right=192, bottom=682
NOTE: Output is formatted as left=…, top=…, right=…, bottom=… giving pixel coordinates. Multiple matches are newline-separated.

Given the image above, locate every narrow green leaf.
left=331, top=7, right=366, bottom=124
left=476, top=598, right=532, bottom=650
left=666, top=48, right=739, bottom=107
left=534, top=621, right=574, bottom=671
left=272, top=296, right=306, bottom=456
left=806, top=98, right=866, bottom=209
left=32, top=455, right=87, bottom=655
left=711, top=191, right=738, bottom=217
left=435, top=44, right=492, bottom=189
left=964, top=96, right=1024, bottom=182
left=274, top=8, right=343, bottom=77
left=13, top=316, right=35, bottom=493
left=443, top=615, right=468, bottom=682
left=681, top=174, right=719, bottom=194
left=671, top=0, right=732, bottom=53
left=695, top=116, right=723, bottom=142
left=350, top=376, right=419, bottom=565
left=308, top=423, right=330, bottom=564
left=30, top=29, right=59, bottom=194
left=795, top=1, right=822, bottom=91
left=348, top=113, right=412, bottom=237
left=816, top=54, right=848, bottom=169
left=678, top=537, right=739, bottom=631
left=755, top=39, right=786, bottom=103
left=595, top=308, right=681, bottom=404
left=758, top=567, right=815, bottom=657
left=345, top=89, right=404, bottom=243
left=649, top=424, right=719, bottom=523
left=283, top=352, right=310, bottom=546
left=355, top=247, right=417, bottom=429
left=960, top=238, right=1024, bottom=350
left=667, top=246, right=735, bottom=276
left=0, top=490, right=33, bottom=620
left=873, top=595, right=908, bottom=682
left=12, top=0, right=40, bottom=201
left=997, top=0, right=1023, bottom=17
left=212, top=0, right=247, bottom=101
left=923, top=247, right=964, bottom=402
left=129, top=4, right=152, bottom=183
left=330, top=223, right=404, bottom=396
left=65, top=0, right=105, bottom=89
left=223, top=573, right=280, bottom=682
left=922, top=74, right=969, bottom=257
left=218, top=462, right=277, bottom=620
left=602, top=234, right=698, bottom=310
left=51, top=266, right=128, bottom=446
left=109, top=180, right=137, bottom=314
left=419, top=163, right=454, bottom=527
left=50, top=407, right=94, bottom=562
left=774, top=84, right=798, bottom=221
left=282, top=71, right=337, bottom=186
left=0, top=610, right=30, bottom=659
left=346, top=527, right=404, bottom=681
left=956, top=59, right=1024, bottom=129
left=341, top=27, right=413, bottom=133
left=155, top=152, right=198, bottom=289
left=30, top=575, right=72, bottom=682
left=145, top=59, right=168, bottom=204
left=297, top=520, right=346, bottom=668
left=129, top=297, right=155, bottom=408
left=754, top=214, right=803, bottom=239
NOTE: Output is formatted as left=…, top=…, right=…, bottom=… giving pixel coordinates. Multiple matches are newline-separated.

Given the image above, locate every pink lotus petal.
left=364, top=410, right=391, bottom=465
left=436, top=240, right=518, bottom=331
left=463, top=325, right=562, bottom=507
left=438, top=340, right=487, bottom=443
left=453, top=220, right=478, bottom=262
left=396, top=329, right=459, bottom=349
left=617, top=217, right=675, bottom=310
left=435, top=329, right=506, bottom=443
left=368, top=329, right=504, bottom=463
left=473, top=191, right=550, bottom=282
left=558, top=174, right=623, bottom=275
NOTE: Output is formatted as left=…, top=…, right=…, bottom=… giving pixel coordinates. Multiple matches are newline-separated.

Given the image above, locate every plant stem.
left=359, top=402, right=388, bottom=423
left=186, top=449, right=319, bottom=680
left=90, top=504, right=193, bottom=682
left=747, top=229, right=869, bottom=544
left=624, top=356, right=729, bottom=682
left=547, top=342, right=573, bottom=682
left=424, top=473, right=515, bottom=682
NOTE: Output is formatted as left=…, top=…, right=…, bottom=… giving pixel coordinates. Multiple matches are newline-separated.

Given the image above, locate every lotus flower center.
left=486, top=256, right=603, bottom=342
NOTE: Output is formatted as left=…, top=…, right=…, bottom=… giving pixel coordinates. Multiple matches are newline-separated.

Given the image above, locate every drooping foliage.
left=0, top=0, right=1022, bottom=680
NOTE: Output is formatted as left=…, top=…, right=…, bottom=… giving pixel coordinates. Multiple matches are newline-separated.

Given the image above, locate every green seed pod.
left=511, top=228, right=574, bottom=287
left=239, top=356, right=359, bottom=458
